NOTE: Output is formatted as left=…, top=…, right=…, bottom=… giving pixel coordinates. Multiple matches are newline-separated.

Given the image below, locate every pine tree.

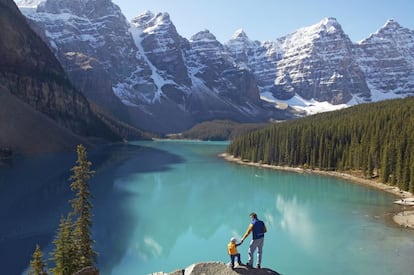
left=49, top=215, right=78, bottom=275
left=69, top=144, right=96, bottom=269
left=29, top=244, right=47, bottom=275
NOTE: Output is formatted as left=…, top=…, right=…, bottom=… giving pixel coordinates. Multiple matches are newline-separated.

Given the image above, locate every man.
left=240, top=212, right=267, bottom=268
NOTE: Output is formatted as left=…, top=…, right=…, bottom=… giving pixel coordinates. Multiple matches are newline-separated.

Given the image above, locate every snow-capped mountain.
left=226, top=30, right=280, bottom=94
left=126, top=11, right=191, bottom=104
left=228, top=18, right=371, bottom=105
left=14, top=0, right=414, bottom=133
left=273, top=17, right=371, bottom=104
left=355, top=19, right=414, bottom=100
left=16, top=1, right=286, bottom=133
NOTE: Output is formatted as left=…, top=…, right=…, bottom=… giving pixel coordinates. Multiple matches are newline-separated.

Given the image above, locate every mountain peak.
left=231, top=28, right=248, bottom=40
left=287, top=17, right=343, bottom=40
left=157, top=12, right=170, bottom=21
left=190, top=29, right=217, bottom=42
left=131, top=11, right=154, bottom=27
left=320, top=17, right=338, bottom=25
left=362, top=19, right=407, bottom=42
left=382, top=19, right=402, bottom=30
left=132, top=11, right=172, bottom=30
left=316, top=17, right=342, bottom=33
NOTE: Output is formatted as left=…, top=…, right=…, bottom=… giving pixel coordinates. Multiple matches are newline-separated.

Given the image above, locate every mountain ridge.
left=14, top=0, right=414, bottom=134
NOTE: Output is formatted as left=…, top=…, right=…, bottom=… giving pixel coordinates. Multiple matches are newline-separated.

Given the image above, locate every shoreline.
left=219, top=153, right=414, bottom=229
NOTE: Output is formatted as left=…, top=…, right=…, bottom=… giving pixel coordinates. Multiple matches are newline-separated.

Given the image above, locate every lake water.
left=0, top=140, right=413, bottom=275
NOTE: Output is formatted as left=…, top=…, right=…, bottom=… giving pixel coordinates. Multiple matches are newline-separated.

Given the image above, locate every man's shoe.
left=246, top=262, right=252, bottom=267
left=256, top=264, right=261, bottom=269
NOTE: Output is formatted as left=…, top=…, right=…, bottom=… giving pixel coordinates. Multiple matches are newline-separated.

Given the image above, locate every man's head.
left=250, top=212, right=257, bottom=220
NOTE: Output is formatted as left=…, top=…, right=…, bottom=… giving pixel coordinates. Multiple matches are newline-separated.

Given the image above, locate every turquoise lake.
left=0, top=140, right=413, bottom=275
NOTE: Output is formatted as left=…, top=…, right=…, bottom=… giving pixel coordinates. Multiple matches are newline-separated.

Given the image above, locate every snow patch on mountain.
left=129, top=23, right=177, bottom=103
left=15, top=0, right=43, bottom=8
left=261, top=92, right=348, bottom=115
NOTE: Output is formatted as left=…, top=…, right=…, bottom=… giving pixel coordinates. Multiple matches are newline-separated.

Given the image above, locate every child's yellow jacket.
left=227, top=242, right=238, bottom=255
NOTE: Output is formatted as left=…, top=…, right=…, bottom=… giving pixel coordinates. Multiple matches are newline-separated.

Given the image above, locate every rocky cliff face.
left=226, top=30, right=280, bottom=97
left=187, top=29, right=260, bottom=104
left=15, top=0, right=414, bottom=133
left=355, top=20, right=414, bottom=99
left=0, top=0, right=119, bottom=154
left=273, top=18, right=370, bottom=103
left=18, top=0, right=141, bottom=121
left=228, top=18, right=371, bottom=104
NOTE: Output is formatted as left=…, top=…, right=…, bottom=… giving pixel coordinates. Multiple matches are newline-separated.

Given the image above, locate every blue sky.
left=112, top=0, right=414, bottom=43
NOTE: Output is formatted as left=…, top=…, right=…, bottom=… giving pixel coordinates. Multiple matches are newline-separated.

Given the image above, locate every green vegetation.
left=50, top=214, right=78, bottom=275
left=172, top=120, right=270, bottom=140
left=29, top=144, right=97, bottom=274
left=69, top=145, right=96, bottom=269
left=29, top=245, right=47, bottom=275
left=227, top=97, right=414, bottom=192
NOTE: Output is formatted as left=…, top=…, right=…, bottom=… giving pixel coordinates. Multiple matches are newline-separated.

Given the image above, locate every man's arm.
left=241, top=224, right=253, bottom=241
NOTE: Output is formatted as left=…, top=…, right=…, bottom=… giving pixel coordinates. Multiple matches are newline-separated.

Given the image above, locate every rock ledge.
left=151, top=261, right=281, bottom=275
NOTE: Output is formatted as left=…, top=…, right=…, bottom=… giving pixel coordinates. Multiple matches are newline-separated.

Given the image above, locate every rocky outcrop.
left=155, top=262, right=281, bottom=275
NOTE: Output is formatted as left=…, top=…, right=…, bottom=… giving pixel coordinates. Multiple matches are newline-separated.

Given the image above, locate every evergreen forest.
left=227, top=97, right=414, bottom=192
left=173, top=120, right=269, bottom=140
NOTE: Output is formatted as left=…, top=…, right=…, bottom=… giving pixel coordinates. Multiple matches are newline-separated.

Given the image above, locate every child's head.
left=230, top=237, right=236, bottom=243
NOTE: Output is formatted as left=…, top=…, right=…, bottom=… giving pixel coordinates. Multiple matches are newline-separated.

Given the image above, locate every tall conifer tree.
left=29, top=244, right=47, bottom=275
left=70, top=144, right=96, bottom=268
left=49, top=214, right=78, bottom=275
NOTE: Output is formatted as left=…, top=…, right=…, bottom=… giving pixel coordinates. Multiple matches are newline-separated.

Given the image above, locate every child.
left=227, top=237, right=242, bottom=269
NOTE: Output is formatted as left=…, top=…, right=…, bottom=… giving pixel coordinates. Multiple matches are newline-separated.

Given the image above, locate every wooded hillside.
left=227, top=97, right=414, bottom=192
left=170, top=120, right=269, bottom=140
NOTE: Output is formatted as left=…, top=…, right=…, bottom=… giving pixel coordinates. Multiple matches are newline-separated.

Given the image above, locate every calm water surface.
left=0, top=140, right=413, bottom=275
